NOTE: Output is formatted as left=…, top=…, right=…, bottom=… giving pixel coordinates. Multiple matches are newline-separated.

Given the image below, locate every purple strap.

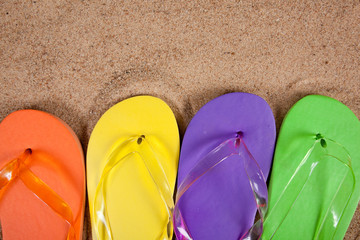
left=173, top=135, right=268, bottom=240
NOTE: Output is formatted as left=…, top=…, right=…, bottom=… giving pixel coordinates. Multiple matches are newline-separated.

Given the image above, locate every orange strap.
left=0, top=149, right=76, bottom=240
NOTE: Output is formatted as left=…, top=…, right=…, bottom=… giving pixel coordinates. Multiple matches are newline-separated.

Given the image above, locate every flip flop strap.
left=0, top=149, right=76, bottom=240
left=173, top=136, right=268, bottom=240
left=264, top=135, right=355, bottom=239
left=93, top=135, right=174, bottom=240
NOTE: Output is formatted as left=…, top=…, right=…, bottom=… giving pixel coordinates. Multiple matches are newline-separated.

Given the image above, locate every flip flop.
left=262, top=95, right=360, bottom=239
left=0, top=110, right=85, bottom=239
left=173, top=92, right=276, bottom=240
left=87, top=96, right=179, bottom=239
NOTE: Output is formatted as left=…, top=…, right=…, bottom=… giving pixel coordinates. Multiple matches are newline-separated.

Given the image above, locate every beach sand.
left=1, top=1, right=359, bottom=239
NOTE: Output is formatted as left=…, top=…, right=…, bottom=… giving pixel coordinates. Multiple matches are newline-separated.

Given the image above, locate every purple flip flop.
left=173, top=92, right=276, bottom=240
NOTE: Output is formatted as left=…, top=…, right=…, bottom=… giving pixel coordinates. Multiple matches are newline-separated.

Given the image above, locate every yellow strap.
left=93, top=135, right=174, bottom=240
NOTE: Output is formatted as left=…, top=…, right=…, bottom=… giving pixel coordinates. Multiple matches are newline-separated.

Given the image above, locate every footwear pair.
left=0, top=93, right=359, bottom=239
left=86, top=94, right=274, bottom=240
left=0, top=97, right=178, bottom=240
left=86, top=93, right=360, bottom=239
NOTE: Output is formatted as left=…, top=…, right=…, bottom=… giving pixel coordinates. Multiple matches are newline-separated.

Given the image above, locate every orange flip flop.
left=0, top=110, right=85, bottom=240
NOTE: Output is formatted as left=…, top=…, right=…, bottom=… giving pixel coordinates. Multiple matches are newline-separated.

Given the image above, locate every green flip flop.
left=262, top=95, right=360, bottom=239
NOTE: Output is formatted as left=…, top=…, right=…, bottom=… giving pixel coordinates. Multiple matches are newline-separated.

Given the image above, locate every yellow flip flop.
left=87, top=96, right=179, bottom=240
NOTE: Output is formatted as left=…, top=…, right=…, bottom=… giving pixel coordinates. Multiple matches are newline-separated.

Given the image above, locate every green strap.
left=313, top=137, right=355, bottom=239
left=264, top=135, right=355, bottom=239
left=93, top=135, right=174, bottom=240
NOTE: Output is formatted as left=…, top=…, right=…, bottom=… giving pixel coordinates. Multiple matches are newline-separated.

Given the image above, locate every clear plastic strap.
left=0, top=149, right=76, bottom=240
left=264, top=134, right=355, bottom=239
left=173, top=136, right=268, bottom=240
left=93, top=135, right=174, bottom=240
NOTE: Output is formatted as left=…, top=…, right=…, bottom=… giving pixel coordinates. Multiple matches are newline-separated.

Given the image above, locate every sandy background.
left=1, top=0, right=360, bottom=239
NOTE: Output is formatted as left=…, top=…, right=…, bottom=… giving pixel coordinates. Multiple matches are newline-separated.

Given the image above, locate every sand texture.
left=1, top=0, right=360, bottom=239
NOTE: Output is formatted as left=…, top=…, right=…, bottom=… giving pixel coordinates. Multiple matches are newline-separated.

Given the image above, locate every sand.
left=1, top=0, right=359, bottom=239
